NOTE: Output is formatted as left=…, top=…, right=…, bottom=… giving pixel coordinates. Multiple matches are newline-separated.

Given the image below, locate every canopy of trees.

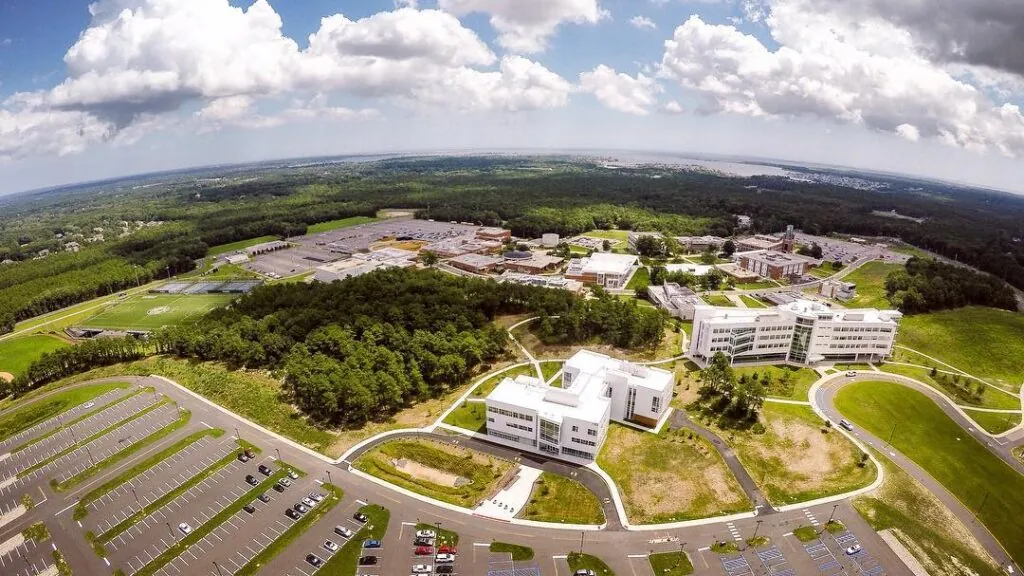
left=884, top=257, right=1017, bottom=313
left=696, top=352, right=765, bottom=423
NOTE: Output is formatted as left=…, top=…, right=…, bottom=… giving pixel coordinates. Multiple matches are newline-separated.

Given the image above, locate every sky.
left=1, top=0, right=1023, bottom=195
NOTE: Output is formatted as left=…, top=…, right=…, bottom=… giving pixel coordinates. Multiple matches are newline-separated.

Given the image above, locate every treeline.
left=1, top=337, right=147, bottom=396
left=138, top=268, right=663, bottom=427
left=885, top=257, right=1017, bottom=314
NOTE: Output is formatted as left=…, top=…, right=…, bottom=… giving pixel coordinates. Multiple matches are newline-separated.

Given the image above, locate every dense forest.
left=2, top=156, right=1023, bottom=334
left=884, top=257, right=1018, bottom=314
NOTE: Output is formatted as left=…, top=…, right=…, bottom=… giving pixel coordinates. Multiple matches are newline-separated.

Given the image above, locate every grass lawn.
left=793, top=526, right=819, bottom=543
left=702, top=294, right=735, bottom=307
left=964, top=409, right=1022, bottom=436
left=732, top=280, right=777, bottom=290
left=234, top=484, right=343, bottom=576
left=626, top=267, right=650, bottom=290
left=713, top=403, right=876, bottom=505
left=473, top=365, right=536, bottom=397
left=582, top=230, right=629, bottom=242
left=354, top=438, right=513, bottom=507
left=732, top=365, right=818, bottom=402
left=442, top=401, right=486, bottom=433
left=834, top=363, right=874, bottom=371
left=317, top=504, right=389, bottom=576
left=206, top=236, right=277, bottom=257
left=0, top=334, right=70, bottom=377
left=306, top=216, right=378, bottom=234
left=568, top=552, right=615, bottom=576
left=540, top=361, right=564, bottom=384
left=738, top=295, right=767, bottom=308
left=897, top=307, right=1024, bottom=391
left=521, top=472, right=604, bottom=525
left=490, top=542, right=534, bottom=561
left=854, top=450, right=1002, bottom=576
left=836, top=382, right=1024, bottom=565
left=648, top=551, right=693, bottom=576
left=808, top=261, right=843, bottom=279
left=679, top=321, right=693, bottom=338
left=0, top=381, right=130, bottom=442
left=80, top=293, right=236, bottom=331
left=597, top=424, right=750, bottom=524
left=879, top=363, right=1020, bottom=410
left=835, top=261, right=901, bottom=309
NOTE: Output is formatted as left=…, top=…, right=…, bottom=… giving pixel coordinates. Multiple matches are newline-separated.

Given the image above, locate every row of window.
left=831, top=326, right=894, bottom=333
left=827, top=343, right=889, bottom=350
left=569, top=425, right=599, bottom=436
left=560, top=446, right=595, bottom=460
left=487, top=406, right=534, bottom=422
left=571, top=437, right=597, bottom=447
left=758, top=334, right=790, bottom=341
left=507, top=422, right=533, bottom=433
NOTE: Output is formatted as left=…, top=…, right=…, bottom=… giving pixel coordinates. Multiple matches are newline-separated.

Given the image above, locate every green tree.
left=420, top=250, right=440, bottom=267
left=700, top=246, right=718, bottom=265
left=699, top=352, right=735, bottom=397
left=722, top=240, right=736, bottom=256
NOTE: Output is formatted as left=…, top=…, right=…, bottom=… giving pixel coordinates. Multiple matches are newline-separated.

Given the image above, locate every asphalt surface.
left=816, top=373, right=1021, bottom=573
left=0, top=373, right=923, bottom=576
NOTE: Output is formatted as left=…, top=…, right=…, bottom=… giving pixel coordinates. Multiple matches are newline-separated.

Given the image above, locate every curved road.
left=815, top=373, right=1021, bottom=572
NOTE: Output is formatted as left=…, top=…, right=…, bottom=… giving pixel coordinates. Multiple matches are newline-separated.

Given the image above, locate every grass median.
left=95, top=436, right=252, bottom=544
left=20, top=397, right=170, bottom=478
left=490, top=542, right=534, bottom=561
left=14, top=386, right=151, bottom=454
left=318, top=504, right=390, bottom=576
left=233, top=484, right=344, bottom=576
left=649, top=551, right=693, bottom=576
left=133, top=467, right=293, bottom=576
left=837, top=381, right=1024, bottom=566
left=0, top=381, right=130, bottom=442
left=567, top=552, right=615, bottom=576
left=73, top=426, right=223, bottom=519
left=521, top=472, right=605, bottom=525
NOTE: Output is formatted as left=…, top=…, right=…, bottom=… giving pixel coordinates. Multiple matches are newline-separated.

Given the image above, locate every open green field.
left=836, top=382, right=1024, bottom=565
left=0, top=334, right=70, bottom=377
left=897, top=307, right=1024, bottom=391
left=80, top=293, right=236, bottom=331
left=835, top=261, right=901, bottom=309
left=582, top=229, right=629, bottom=242
left=732, top=365, right=818, bottom=402
left=962, top=409, right=1021, bottom=435
left=0, top=382, right=130, bottom=442
left=626, top=267, right=650, bottom=290
left=738, top=295, right=767, bottom=308
left=306, top=216, right=378, bottom=234
left=702, top=295, right=735, bottom=307
left=879, top=363, right=1020, bottom=410
left=719, top=403, right=876, bottom=505
left=597, top=424, right=750, bottom=524
left=540, top=361, right=564, bottom=384
left=808, top=261, right=842, bottom=279
left=521, top=472, right=605, bottom=525
left=206, top=236, right=277, bottom=257
left=472, top=365, right=536, bottom=397
left=442, top=401, right=486, bottom=433
left=354, top=438, right=513, bottom=507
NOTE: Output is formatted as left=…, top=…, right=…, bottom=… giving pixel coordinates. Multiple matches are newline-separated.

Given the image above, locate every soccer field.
left=79, top=294, right=236, bottom=331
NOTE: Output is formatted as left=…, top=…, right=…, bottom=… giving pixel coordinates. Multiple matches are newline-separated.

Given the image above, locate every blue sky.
left=1, top=0, right=1023, bottom=195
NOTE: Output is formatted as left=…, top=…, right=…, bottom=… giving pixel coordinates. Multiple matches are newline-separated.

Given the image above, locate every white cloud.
left=438, top=0, right=607, bottom=53
left=1, top=38, right=11, bottom=46
left=658, top=7, right=1024, bottom=156
left=580, top=65, right=662, bottom=115
left=662, top=100, right=685, bottom=114
left=629, top=16, right=657, bottom=30
left=0, top=107, right=111, bottom=160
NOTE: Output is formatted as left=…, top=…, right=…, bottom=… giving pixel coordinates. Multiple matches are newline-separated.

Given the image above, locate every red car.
left=438, top=546, right=457, bottom=555
left=414, top=546, right=435, bottom=556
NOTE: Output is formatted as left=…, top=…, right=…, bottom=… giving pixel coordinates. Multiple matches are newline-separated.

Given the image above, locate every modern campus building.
left=820, top=280, right=857, bottom=301
left=736, top=234, right=786, bottom=252
left=565, top=253, right=639, bottom=288
left=737, top=250, right=815, bottom=279
left=647, top=283, right=705, bottom=320
left=688, top=300, right=903, bottom=367
left=484, top=350, right=674, bottom=464
left=675, top=235, right=727, bottom=253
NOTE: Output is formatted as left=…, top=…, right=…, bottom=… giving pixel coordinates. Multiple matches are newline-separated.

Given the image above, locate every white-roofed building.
left=564, top=253, right=639, bottom=288
left=689, top=299, right=902, bottom=367
left=484, top=350, right=674, bottom=464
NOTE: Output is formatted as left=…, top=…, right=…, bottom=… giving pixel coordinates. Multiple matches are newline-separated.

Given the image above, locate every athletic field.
left=79, top=294, right=236, bottom=331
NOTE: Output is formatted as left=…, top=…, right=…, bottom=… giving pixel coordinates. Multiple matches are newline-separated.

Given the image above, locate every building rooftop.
left=741, top=250, right=814, bottom=266
left=696, top=299, right=902, bottom=324
left=664, top=263, right=716, bottom=276
left=449, top=253, right=503, bottom=268
left=737, top=236, right=784, bottom=250
left=568, top=253, right=638, bottom=276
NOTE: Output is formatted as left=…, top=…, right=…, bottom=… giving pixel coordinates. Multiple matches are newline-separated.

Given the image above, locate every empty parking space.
left=0, top=386, right=136, bottom=454
left=721, top=554, right=754, bottom=576
left=830, top=530, right=886, bottom=576
left=0, top=536, right=54, bottom=576
left=86, top=436, right=235, bottom=534
left=803, top=540, right=845, bottom=575
left=754, top=545, right=795, bottom=576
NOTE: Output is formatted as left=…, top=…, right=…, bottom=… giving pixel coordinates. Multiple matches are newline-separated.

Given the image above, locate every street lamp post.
left=85, top=445, right=96, bottom=466
left=752, top=520, right=763, bottom=540
left=234, top=427, right=241, bottom=441
left=326, top=469, right=333, bottom=486
left=827, top=504, right=839, bottom=525
left=213, top=561, right=224, bottom=576
left=166, top=522, right=174, bottom=538
left=275, top=448, right=282, bottom=462
left=580, top=531, right=585, bottom=554
left=131, top=486, right=141, bottom=507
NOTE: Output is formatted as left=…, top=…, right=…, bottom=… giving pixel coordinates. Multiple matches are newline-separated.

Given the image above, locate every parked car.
left=273, top=482, right=286, bottom=493
left=288, top=469, right=299, bottom=480
left=840, top=419, right=855, bottom=431
left=294, top=503, right=309, bottom=514
left=244, top=448, right=255, bottom=458
left=257, top=493, right=270, bottom=503
left=415, top=546, right=434, bottom=556
left=573, top=570, right=596, bottom=576
left=435, top=553, right=455, bottom=563
left=82, top=402, right=95, bottom=409
left=414, top=537, right=435, bottom=547
left=438, top=545, right=457, bottom=555
left=845, top=370, right=857, bottom=377
left=245, top=475, right=259, bottom=486
left=178, top=522, right=192, bottom=535
left=302, top=497, right=316, bottom=508
left=845, top=545, right=862, bottom=555
left=354, top=512, right=369, bottom=523
left=258, top=464, right=272, bottom=476
left=238, top=453, right=250, bottom=463
left=415, top=529, right=436, bottom=539
left=306, top=554, right=323, bottom=567
left=359, top=556, right=379, bottom=566
left=309, top=492, right=324, bottom=502
left=411, top=564, right=432, bottom=573
left=324, top=540, right=339, bottom=552
left=363, top=539, right=382, bottom=548
left=436, top=566, right=455, bottom=574
left=280, top=478, right=292, bottom=487
left=334, top=526, right=354, bottom=539
left=243, top=504, right=256, bottom=514
left=285, top=508, right=300, bottom=520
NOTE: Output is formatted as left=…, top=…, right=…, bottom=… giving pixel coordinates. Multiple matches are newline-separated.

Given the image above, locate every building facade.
left=738, top=251, right=814, bottom=279
left=735, top=234, right=785, bottom=252
left=564, top=253, right=639, bottom=289
left=647, top=283, right=705, bottom=320
left=688, top=300, right=902, bottom=367
left=484, top=350, right=673, bottom=464
left=820, top=280, right=857, bottom=301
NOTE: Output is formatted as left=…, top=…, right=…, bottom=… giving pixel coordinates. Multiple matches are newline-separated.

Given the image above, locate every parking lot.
left=0, top=534, right=55, bottom=576
left=793, top=232, right=910, bottom=266
left=0, top=386, right=137, bottom=456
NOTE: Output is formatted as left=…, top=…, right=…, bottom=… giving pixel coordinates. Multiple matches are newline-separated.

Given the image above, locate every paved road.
left=815, top=374, right=1020, bottom=573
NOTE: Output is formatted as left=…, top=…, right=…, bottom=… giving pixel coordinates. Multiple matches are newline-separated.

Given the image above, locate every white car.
left=845, top=544, right=862, bottom=555
left=309, top=492, right=324, bottom=502
left=334, top=525, right=353, bottom=539
left=288, top=470, right=299, bottom=480
left=845, top=371, right=857, bottom=377
left=411, top=565, right=433, bottom=573
left=82, top=402, right=95, bottom=409
left=178, top=522, right=192, bottom=535
left=302, top=497, right=316, bottom=508
left=435, top=554, right=455, bottom=563
left=324, top=540, right=339, bottom=552
left=416, top=530, right=436, bottom=539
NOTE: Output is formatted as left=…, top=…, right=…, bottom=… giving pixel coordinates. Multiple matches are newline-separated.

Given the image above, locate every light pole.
left=827, top=504, right=839, bottom=525
left=326, top=469, right=333, bottom=486
left=752, top=520, right=763, bottom=540
left=85, top=445, right=96, bottom=466
left=131, top=486, right=141, bottom=508
left=886, top=422, right=897, bottom=446
left=213, top=561, right=224, bottom=576
left=234, top=427, right=241, bottom=441
left=166, top=522, right=174, bottom=538
left=580, top=531, right=585, bottom=554
left=275, top=448, right=281, bottom=462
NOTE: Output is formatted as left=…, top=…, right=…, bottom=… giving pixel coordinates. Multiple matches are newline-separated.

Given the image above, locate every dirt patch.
left=394, top=458, right=470, bottom=487
left=753, top=417, right=837, bottom=483
left=0, top=372, right=13, bottom=383
left=147, top=306, right=171, bottom=316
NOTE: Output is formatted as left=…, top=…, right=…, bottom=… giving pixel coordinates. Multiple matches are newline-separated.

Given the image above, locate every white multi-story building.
left=564, top=253, right=639, bottom=289
left=688, top=300, right=902, bottom=367
left=484, top=350, right=674, bottom=464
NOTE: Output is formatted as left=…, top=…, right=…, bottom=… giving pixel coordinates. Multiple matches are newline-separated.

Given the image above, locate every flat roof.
left=696, top=299, right=902, bottom=324
left=741, top=251, right=813, bottom=266
left=570, top=253, right=638, bottom=276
